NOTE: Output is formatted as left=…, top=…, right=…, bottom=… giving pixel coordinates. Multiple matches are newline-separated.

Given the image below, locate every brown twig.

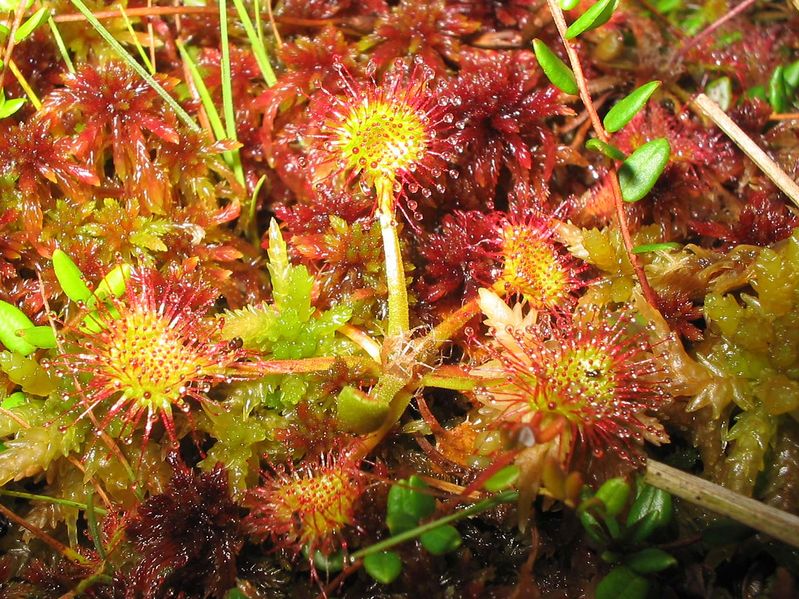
left=544, top=0, right=660, bottom=310
left=693, top=93, right=799, bottom=208
left=646, top=460, right=799, bottom=549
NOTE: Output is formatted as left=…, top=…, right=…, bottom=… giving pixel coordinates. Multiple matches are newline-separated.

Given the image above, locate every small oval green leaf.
left=565, top=0, right=619, bottom=40
left=90, top=263, right=131, bottom=307
left=53, top=249, right=93, bottom=303
left=560, top=0, right=580, bottom=9
left=768, top=66, right=789, bottom=114
left=420, top=524, right=462, bottom=555
left=363, top=551, right=403, bottom=584
left=483, top=465, right=520, bottom=492
left=14, top=7, right=50, bottom=43
left=16, top=325, right=57, bottom=349
left=594, top=477, right=630, bottom=518
left=0, top=300, right=36, bottom=355
left=1, top=391, right=27, bottom=409
left=632, top=242, right=681, bottom=254
left=625, top=547, right=677, bottom=574
left=784, top=60, right=799, bottom=91
left=0, top=96, right=26, bottom=119
left=586, top=138, right=626, bottom=161
left=626, top=482, right=673, bottom=542
left=579, top=507, right=608, bottom=545
left=308, top=549, right=344, bottom=573
left=386, top=475, right=436, bottom=535
left=603, top=81, right=661, bottom=133
left=532, top=39, right=578, bottom=96
left=618, top=137, right=671, bottom=202
left=596, top=566, right=649, bottom=599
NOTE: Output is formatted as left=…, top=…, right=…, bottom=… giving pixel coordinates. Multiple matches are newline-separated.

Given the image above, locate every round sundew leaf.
left=618, top=138, right=671, bottom=202
left=595, top=566, right=650, bottom=599
left=632, top=242, right=682, bottom=254
left=14, top=6, right=50, bottom=43
left=420, top=525, right=462, bottom=555
left=16, top=326, right=57, bottom=349
left=532, top=39, right=579, bottom=96
left=586, top=138, right=626, bottom=161
left=625, top=547, right=678, bottom=574
left=0, top=300, right=36, bottom=355
left=483, top=465, right=521, bottom=492
left=53, top=249, right=93, bottom=304
left=603, top=81, right=661, bottom=133
left=363, top=551, right=403, bottom=584
left=565, top=0, right=620, bottom=40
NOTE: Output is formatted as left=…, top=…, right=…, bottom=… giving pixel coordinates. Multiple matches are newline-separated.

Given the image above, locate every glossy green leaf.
left=1, top=391, right=26, bottom=409
left=309, top=549, right=344, bottom=573
left=603, top=81, right=661, bottom=133
left=626, top=482, right=673, bottom=542
left=632, top=242, right=681, bottom=254
left=386, top=475, right=436, bottom=535
left=596, top=566, right=649, bottom=599
left=559, top=0, right=580, bottom=9
left=0, top=300, right=36, bottom=355
left=420, top=524, right=462, bottom=555
left=565, top=0, right=619, bottom=40
left=14, top=6, right=50, bottom=43
left=579, top=508, right=608, bottom=545
left=336, top=385, right=389, bottom=434
left=16, top=326, right=57, bottom=349
left=586, top=138, right=626, bottom=161
left=651, top=0, right=682, bottom=13
left=224, top=590, right=248, bottom=599
left=706, top=76, right=732, bottom=111
left=768, top=66, right=789, bottom=114
left=594, top=477, right=630, bottom=518
left=483, top=465, right=520, bottom=492
left=532, top=39, right=578, bottom=96
left=745, top=85, right=767, bottom=101
left=363, top=551, right=403, bottom=584
left=89, top=263, right=131, bottom=308
left=0, top=94, right=25, bottom=119
left=626, top=547, right=677, bottom=574
left=53, top=249, right=93, bottom=304
left=784, top=60, right=799, bottom=91
left=618, top=138, right=671, bottom=202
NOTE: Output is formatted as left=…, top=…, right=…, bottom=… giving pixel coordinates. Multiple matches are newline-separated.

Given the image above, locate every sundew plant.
left=0, top=0, right=799, bottom=597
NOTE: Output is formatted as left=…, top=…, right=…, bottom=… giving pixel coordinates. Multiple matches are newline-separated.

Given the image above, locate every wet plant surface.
left=0, top=0, right=798, bottom=597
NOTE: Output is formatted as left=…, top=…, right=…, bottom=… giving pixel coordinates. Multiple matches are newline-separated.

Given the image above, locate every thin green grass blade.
left=68, top=0, right=200, bottom=132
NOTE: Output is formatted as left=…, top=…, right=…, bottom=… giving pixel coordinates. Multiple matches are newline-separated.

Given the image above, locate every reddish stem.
left=544, top=0, right=660, bottom=310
